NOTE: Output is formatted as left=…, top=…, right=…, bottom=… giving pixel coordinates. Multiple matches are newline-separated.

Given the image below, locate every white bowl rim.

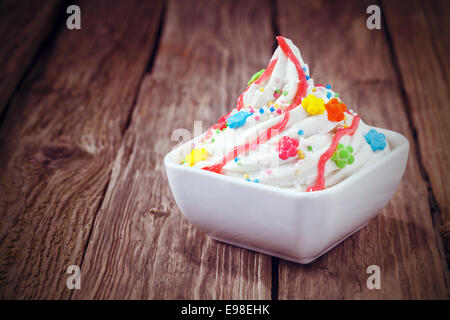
left=164, top=126, right=409, bottom=199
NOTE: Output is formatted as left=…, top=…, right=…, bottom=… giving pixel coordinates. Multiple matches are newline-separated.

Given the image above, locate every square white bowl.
left=164, top=128, right=409, bottom=264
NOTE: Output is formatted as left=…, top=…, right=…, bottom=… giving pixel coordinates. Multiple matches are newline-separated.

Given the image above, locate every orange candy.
left=325, top=98, right=347, bottom=122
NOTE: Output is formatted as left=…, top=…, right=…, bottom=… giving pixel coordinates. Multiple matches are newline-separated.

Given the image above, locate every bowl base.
left=211, top=222, right=369, bottom=264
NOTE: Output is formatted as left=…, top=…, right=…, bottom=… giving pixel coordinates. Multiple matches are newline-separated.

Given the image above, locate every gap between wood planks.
left=0, top=0, right=70, bottom=127
left=380, top=0, right=450, bottom=293
left=121, top=2, right=167, bottom=136
left=68, top=2, right=167, bottom=300
left=269, top=0, right=281, bottom=300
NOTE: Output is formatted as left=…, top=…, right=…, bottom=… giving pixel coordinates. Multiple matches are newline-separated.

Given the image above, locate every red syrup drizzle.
left=204, top=111, right=231, bottom=140
left=202, top=36, right=308, bottom=174
left=202, top=111, right=291, bottom=173
left=306, top=114, right=361, bottom=192
left=276, top=36, right=308, bottom=110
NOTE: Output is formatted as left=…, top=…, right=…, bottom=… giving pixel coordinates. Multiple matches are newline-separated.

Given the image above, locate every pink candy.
left=277, top=136, right=299, bottom=160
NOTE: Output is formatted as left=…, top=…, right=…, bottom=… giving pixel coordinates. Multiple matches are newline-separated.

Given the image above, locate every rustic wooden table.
left=0, top=0, right=448, bottom=299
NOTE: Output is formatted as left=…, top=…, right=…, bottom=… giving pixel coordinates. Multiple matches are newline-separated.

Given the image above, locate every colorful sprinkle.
left=273, top=90, right=281, bottom=99
left=234, top=157, right=239, bottom=162
left=331, top=144, right=354, bottom=168
left=326, top=92, right=332, bottom=99
left=298, top=129, right=304, bottom=136
left=364, top=129, right=387, bottom=151
left=276, top=109, right=282, bottom=114
left=255, top=116, right=260, bottom=121
left=244, top=173, right=249, bottom=179
left=277, top=136, right=299, bottom=160
left=297, top=149, right=305, bottom=159
left=248, top=69, right=265, bottom=85
left=266, top=169, right=272, bottom=175
left=283, top=91, right=288, bottom=96
left=227, top=111, right=251, bottom=129
left=335, top=93, right=340, bottom=98
left=301, top=94, right=325, bottom=115
left=325, top=98, right=347, bottom=122
left=259, top=87, right=265, bottom=92
left=253, top=179, right=259, bottom=183
left=326, top=84, right=331, bottom=89
left=312, top=88, right=317, bottom=92
left=307, top=145, right=313, bottom=151
left=270, top=106, right=275, bottom=112
left=259, top=108, right=264, bottom=114
left=306, top=75, right=310, bottom=80
left=185, top=148, right=208, bottom=166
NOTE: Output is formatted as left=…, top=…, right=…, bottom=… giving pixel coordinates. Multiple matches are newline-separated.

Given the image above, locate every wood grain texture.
left=0, top=0, right=61, bottom=115
left=276, top=0, right=447, bottom=299
left=383, top=0, right=450, bottom=268
left=0, top=0, right=164, bottom=299
left=72, top=0, right=274, bottom=299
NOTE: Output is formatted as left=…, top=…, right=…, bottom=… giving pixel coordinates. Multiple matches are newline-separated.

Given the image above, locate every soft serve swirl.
left=178, top=37, right=390, bottom=192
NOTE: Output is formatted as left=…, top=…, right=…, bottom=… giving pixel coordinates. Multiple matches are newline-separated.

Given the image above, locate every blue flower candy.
left=226, top=111, right=251, bottom=129
left=364, top=129, right=387, bottom=151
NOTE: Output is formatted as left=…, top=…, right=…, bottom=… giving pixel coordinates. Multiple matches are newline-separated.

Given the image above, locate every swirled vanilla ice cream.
left=179, top=36, right=390, bottom=192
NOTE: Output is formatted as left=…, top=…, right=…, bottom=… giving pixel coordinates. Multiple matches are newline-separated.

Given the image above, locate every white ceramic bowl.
left=164, top=128, right=409, bottom=264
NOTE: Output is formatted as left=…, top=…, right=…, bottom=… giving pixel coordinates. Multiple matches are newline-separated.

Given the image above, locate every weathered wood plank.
left=0, top=0, right=61, bottom=115
left=383, top=0, right=450, bottom=272
left=276, top=0, right=447, bottom=299
left=0, top=0, right=164, bottom=299
left=72, top=0, right=274, bottom=299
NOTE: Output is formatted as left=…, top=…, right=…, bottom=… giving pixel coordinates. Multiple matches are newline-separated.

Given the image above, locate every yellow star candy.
left=301, top=94, right=325, bottom=115
left=185, top=148, right=208, bottom=166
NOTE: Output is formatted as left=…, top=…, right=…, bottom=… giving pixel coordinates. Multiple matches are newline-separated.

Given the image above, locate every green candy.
left=339, top=149, right=348, bottom=158
left=336, top=159, right=346, bottom=168
left=331, top=144, right=355, bottom=169
left=347, top=155, right=355, bottom=164
left=248, top=69, right=265, bottom=86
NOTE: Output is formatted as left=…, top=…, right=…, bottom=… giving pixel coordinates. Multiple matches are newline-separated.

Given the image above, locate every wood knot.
left=40, top=143, right=78, bottom=160
left=146, top=207, right=169, bottom=217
